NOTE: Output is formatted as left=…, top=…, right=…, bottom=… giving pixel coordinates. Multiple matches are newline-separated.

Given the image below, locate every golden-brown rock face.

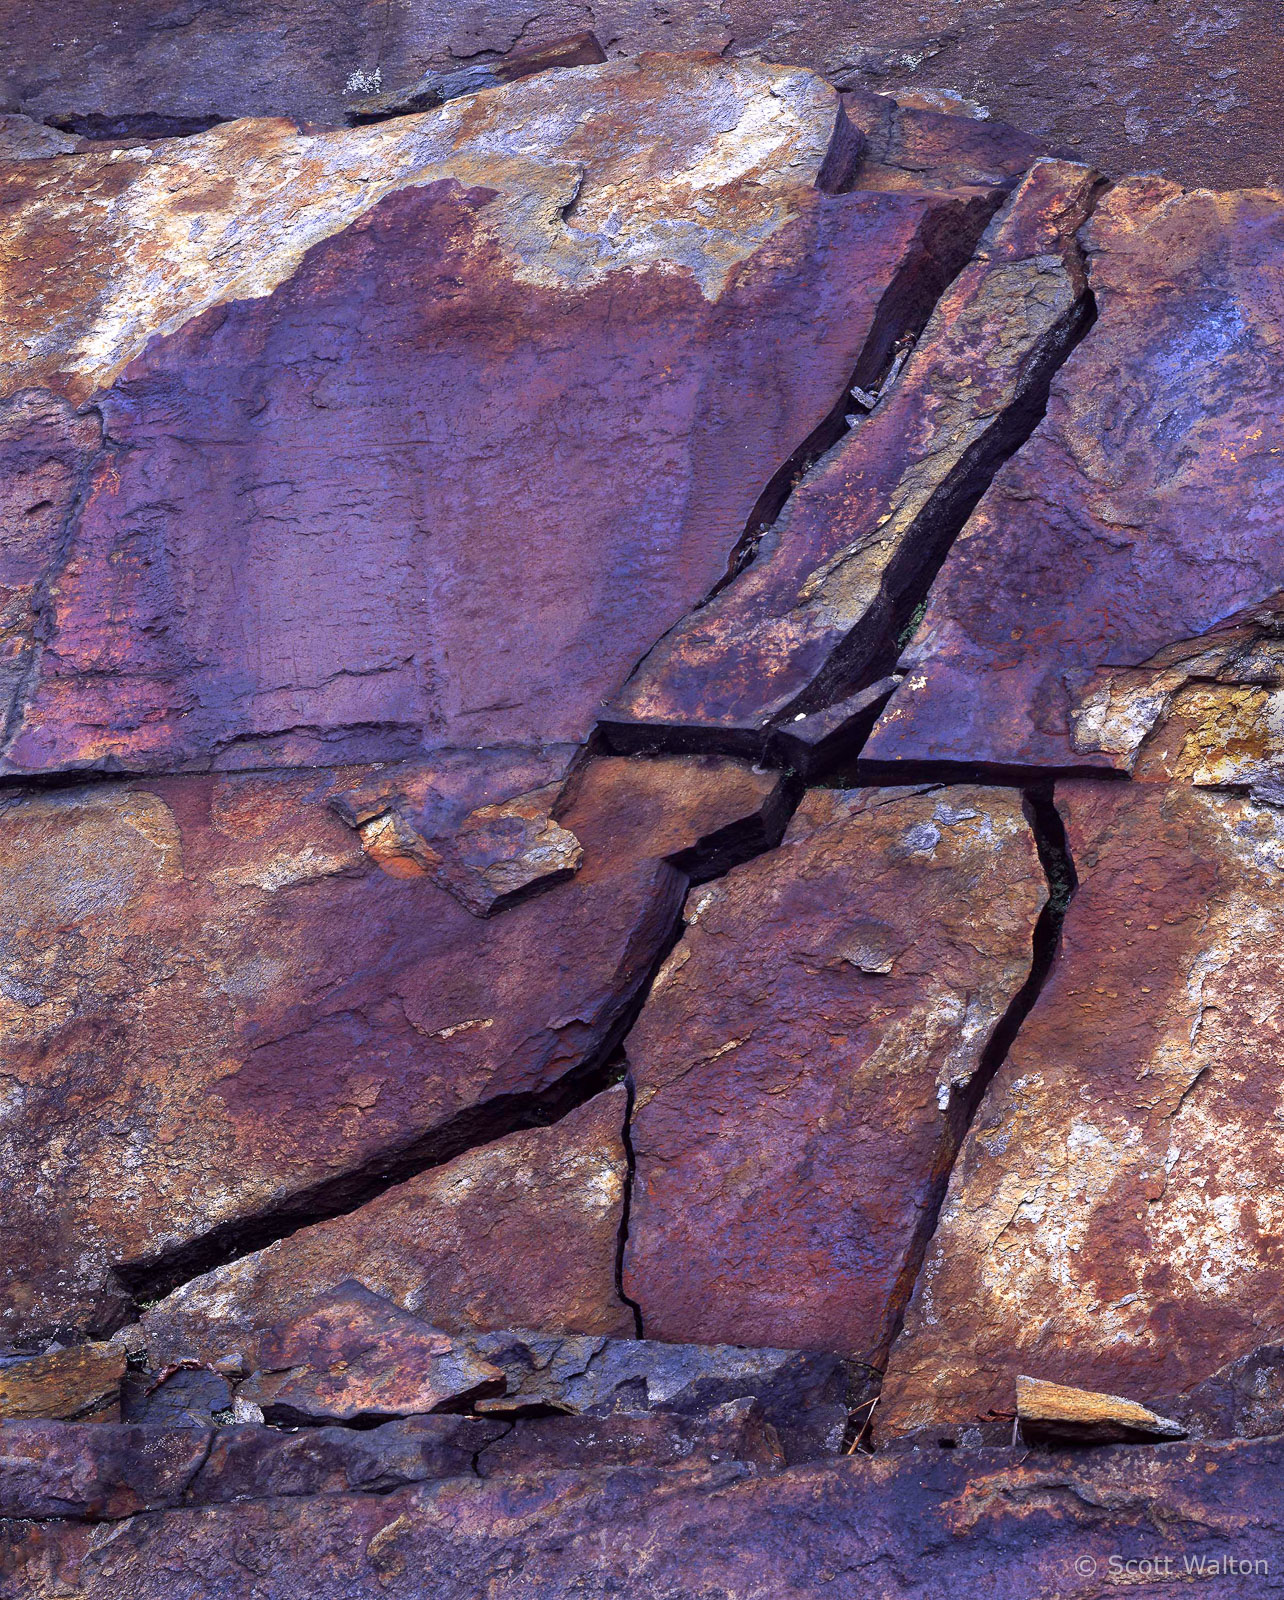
left=880, top=782, right=1284, bottom=1440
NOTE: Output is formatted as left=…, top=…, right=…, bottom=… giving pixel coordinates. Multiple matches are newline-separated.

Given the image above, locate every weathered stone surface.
left=3, top=753, right=780, bottom=1342
left=624, top=784, right=1045, bottom=1360
left=0, top=115, right=78, bottom=159
left=609, top=161, right=1097, bottom=750
left=1177, top=1344, right=1284, bottom=1442
left=6, top=1439, right=1284, bottom=1597
left=1016, top=1376, right=1186, bottom=1447
left=142, top=1090, right=635, bottom=1367
left=841, top=88, right=1061, bottom=194
left=867, top=178, right=1284, bottom=776
left=4, top=1, right=1280, bottom=189
left=468, top=1330, right=850, bottom=1463
left=0, top=57, right=984, bottom=775
left=0, top=1420, right=210, bottom=1521
left=0, top=1346, right=124, bottom=1423
left=880, top=782, right=1284, bottom=1442
left=235, top=1283, right=503, bottom=1425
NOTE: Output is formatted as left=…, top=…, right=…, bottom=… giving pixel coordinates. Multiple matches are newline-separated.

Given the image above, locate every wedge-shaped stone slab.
left=236, top=1283, right=503, bottom=1425
left=0, top=57, right=983, bottom=776
left=468, top=1330, right=849, bottom=1463
left=141, top=1090, right=635, bottom=1367
left=623, top=784, right=1045, bottom=1360
left=881, top=782, right=1284, bottom=1441
left=867, top=177, right=1284, bottom=776
left=608, top=161, right=1096, bottom=751
left=1, top=753, right=779, bottom=1342
left=1015, top=1376, right=1185, bottom=1447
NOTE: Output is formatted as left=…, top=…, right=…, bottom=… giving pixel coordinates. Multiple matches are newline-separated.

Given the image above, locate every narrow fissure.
left=114, top=775, right=805, bottom=1323
left=865, top=780, right=1078, bottom=1446
left=614, top=1067, right=647, bottom=1339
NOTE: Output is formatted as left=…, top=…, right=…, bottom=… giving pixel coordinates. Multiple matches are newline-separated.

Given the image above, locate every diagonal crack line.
left=112, top=774, right=805, bottom=1324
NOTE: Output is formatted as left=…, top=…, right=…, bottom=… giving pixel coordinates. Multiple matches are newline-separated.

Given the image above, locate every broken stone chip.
left=235, top=1282, right=504, bottom=1426
left=0, top=1343, right=126, bottom=1424
left=1016, top=1376, right=1187, bottom=1446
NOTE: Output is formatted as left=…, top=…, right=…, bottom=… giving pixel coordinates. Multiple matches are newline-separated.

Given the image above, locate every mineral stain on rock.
left=3, top=31, right=1284, bottom=1599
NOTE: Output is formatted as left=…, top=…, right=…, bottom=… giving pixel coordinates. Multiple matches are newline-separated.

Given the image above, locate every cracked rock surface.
left=4, top=35, right=1284, bottom=1600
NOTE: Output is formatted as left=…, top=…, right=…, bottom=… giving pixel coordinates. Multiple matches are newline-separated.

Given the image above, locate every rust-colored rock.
left=1015, top=1376, right=1186, bottom=1447
left=880, top=782, right=1284, bottom=1441
left=0, top=57, right=983, bottom=775
left=623, top=784, right=1045, bottom=1359
left=1, top=755, right=780, bottom=1342
left=608, top=160, right=1097, bottom=751
left=5, top=1437, right=1284, bottom=1597
left=866, top=178, right=1284, bottom=777
left=235, top=1283, right=503, bottom=1425
left=141, top=1090, right=635, bottom=1366
left=0, top=1345, right=124, bottom=1423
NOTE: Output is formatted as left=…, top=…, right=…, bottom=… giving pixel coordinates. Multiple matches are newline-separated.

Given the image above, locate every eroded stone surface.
left=609, top=161, right=1097, bottom=748
left=141, top=1090, right=636, bottom=1366
left=867, top=178, right=1284, bottom=776
left=880, top=782, right=1284, bottom=1441
left=4, top=1, right=1280, bottom=189
left=5, top=1438, right=1284, bottom=1597
left=2, top=754, right=779, bottom=1342
left=0, top=57, right=983, bottom=775
left=1015, top=1376, right=1186, bottom=1447
left=624, top=784, right=1045, bottom=1361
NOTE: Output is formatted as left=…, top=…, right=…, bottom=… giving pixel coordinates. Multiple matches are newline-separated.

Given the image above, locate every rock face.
left=140, top=1091, right=637, bottom=1365
left=7, top=25, right=1284, bottom=1594
left=0, top=57, right=987, bottom=775
left=866, top=178, right=1284, bottom=776
left=879, top=782, right=1284, bottom=1441
left=4, top=1, right=1280, bottom=189
left=608, top=159, right=1098, bottom=750
left=624, top=785, right=1045, bottom=1359
left=5, top=1438, right=1284, bottom=1598
left=2, top=754, right=780, bottom=1342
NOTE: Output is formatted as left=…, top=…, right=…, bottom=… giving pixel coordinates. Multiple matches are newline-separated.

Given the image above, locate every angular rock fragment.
left=6, top=1435, right=1284, bottom=1597
left=2, top=753, right=779, bottom=1342
left=0, top=57, right=985, bottom=774
left=120, top=1368, right=232, bottom=1428
left=880, top=782, right=1284, bottom=1441
left=468, top=1330, right=850, bottom=1462
left=347, top=30, right=606, bottom=122
left=0, top=1345, right=125, bottom=1423
left=607, top=161, right=1097, bottom=753
left=624, top=784, right=1046, bottom=1360
left=235, top=1283, right=503, bottom=1425
left=867, top=178, right=1284, bottom=776
left=1015, top=1376, right=1185, bottom=1447
left=841, top=89, right=1061, bottom=194
left=141, top=1090, right=635, bottom=1367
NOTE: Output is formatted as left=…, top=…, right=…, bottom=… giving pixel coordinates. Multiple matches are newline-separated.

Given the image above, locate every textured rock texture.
left=6, top=1439, right=1284, bottom=1597
left=1, top=754, right=779, bottom=1341
left=880, top=783, right=1284, bottom=1440
left=3, top=1, right=1280, bottom=188
left=624, top=784, right=1045, bottom=1358
left=609, top=160, right=1098, bottom=748
left=867, top=177, right=1284, bottom=776
left=0, top=57, right=985, bottom=775
left=140, top=1091, right=637, bottom=1365
left=6, top=27, right=1284, bottom=1595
